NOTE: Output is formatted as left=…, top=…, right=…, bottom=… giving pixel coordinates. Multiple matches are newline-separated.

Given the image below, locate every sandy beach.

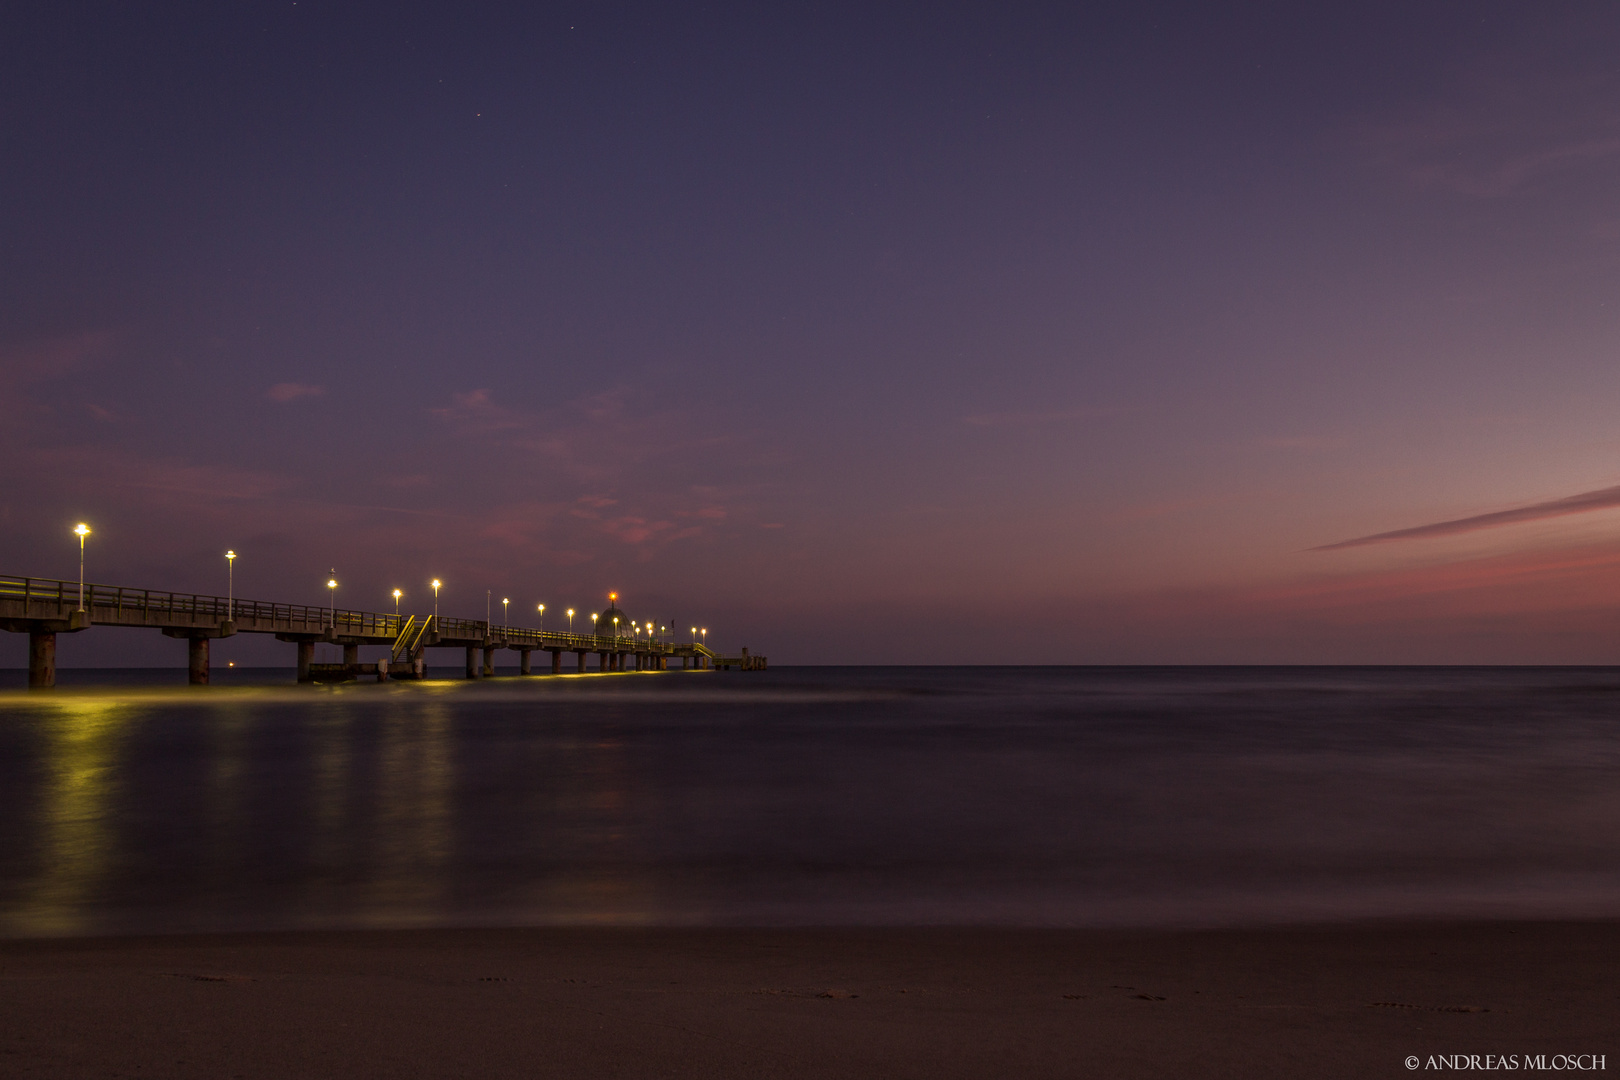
left=1, top=920, right=1613, bottom=1078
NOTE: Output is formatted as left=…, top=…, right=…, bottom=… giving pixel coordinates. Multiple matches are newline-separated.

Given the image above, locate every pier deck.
left=0, top=574, right=763, bottom=688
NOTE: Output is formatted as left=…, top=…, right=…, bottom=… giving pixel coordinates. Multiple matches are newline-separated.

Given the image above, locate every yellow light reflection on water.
left=364, top=700, right=454, bottom=923
left=10, top=697, right=128, bottom=935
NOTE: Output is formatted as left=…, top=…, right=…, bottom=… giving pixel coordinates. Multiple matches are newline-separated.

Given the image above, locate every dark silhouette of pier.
left=1, top=574, right=766, bottom=688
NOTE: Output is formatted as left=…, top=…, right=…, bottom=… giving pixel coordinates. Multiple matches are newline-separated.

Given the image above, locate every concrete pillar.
left=551, top=649, right=562, bottom=675
left=188, top=636, right=209, bottom=685
left=466, top=646, right=482, bottom=679
left=519, top=649, right=532, bottom=675
left=297, top=640, right=314, bottom=682
left=482, top=647, right=495, bottom=676
left=28, top=630, right=56, bottom=689
left=575, top=649, right=587, bottom=672
left=343, top=643, right=358, bottom=668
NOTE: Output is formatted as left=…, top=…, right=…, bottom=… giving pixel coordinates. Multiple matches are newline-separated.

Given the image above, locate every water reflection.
left=365, top=700, right=455, bottom=921
left=13, top=699, right=128, bottom=935
left=2, top=669, right=1618, bottom=937
left=528, top=735, right=658, bottom=923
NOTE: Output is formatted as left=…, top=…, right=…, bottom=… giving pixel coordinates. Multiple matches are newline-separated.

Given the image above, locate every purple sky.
left=7, top=2, right=1620, bottom=665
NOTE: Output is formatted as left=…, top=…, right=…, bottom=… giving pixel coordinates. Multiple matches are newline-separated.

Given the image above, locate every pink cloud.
left=0, top=330, right=117, bottom=391
left=267, top=382, right=325, bottom=403
left=962, top=406, right=1115, bottom=428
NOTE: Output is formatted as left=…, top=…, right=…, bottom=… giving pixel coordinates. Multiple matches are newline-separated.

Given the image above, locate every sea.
left=1, top=666, right=1618, bottom=938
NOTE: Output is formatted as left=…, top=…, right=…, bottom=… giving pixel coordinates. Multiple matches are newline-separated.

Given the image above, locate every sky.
left=6, top=1, right=1620, bottom=665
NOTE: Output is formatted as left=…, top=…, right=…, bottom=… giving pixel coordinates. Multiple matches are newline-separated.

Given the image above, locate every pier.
left=0, top=574, right=765, bottom=688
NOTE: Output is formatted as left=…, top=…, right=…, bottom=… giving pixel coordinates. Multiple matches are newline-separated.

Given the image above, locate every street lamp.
left=566, top=608, right=574, bottom=633
left=700, top=628, right=707, bottom=647
left=537, top=603, right=545, bottom=631
left=590, top=612, right=598, bottom=635
left=73, top=524, right=90, bottom=611
left=431, top=579, right=441, bottom=621
left=612, top=616, right=620, bottom=637
left=393, top=588, right=402, bottom=617
left=327, top=572, right=338, bottom=627
left=225, top=550, right=236, bottom=620
left=502, top=597, right=509, bottom=630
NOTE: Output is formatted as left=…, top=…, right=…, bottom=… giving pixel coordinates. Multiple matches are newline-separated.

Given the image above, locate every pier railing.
left=2, top=573, right=713, bottom=654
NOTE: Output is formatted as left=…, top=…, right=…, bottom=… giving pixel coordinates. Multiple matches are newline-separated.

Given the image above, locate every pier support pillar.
left=188, top=636, right=210, bottom=685
left=28, top=630, right=56, bottom=689
left=297, top=640, right=314, bottom=682
left=466, top=646, right=482, bottom=679
left=575, top=650, right=587, bottom=673
left=519, top=649, right=532, bottom=675
left=551, top=650, right=562, bottom=675
left=482, top=647, right=495, bottom=677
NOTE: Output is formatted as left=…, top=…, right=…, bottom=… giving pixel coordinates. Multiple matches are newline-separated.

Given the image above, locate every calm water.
left=1, top=666, right=1618, bottom=937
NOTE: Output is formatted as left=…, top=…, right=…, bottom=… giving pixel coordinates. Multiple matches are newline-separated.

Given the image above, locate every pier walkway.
left=1, top=573, right=765, bottom=688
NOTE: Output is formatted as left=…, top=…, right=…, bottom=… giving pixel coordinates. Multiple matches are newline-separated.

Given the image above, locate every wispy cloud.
left=267, top=382, right=325, bottom=403
left=963, top=406, right=1114, bottom=428
left=1352, top=66, right=1620, bottom=198
left=1314, top=484, right=1620, bottom=551
left=0, top=330, right=117, bottom=393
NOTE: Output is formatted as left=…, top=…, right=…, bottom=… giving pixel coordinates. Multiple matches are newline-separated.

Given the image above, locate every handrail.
left=390, top=615, right=419, bottom=662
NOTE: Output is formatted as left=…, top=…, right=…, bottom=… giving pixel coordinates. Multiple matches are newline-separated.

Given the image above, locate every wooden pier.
left=0, top=574, right=765, bottom=688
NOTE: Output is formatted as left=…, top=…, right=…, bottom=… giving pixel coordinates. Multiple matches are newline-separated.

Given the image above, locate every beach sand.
left=1, top=922, right=1613, bottom=1078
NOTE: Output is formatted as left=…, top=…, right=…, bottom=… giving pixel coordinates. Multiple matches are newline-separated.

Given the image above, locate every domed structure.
left=596, top=604, right=632, bottom=638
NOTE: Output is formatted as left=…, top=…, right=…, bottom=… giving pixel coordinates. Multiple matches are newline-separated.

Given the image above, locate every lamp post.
left=73, top=524, right=91, bottom=611
left=431, top=579, right=441, bottom=621
left=225, top=550, right=235, bottom=620
left=327, top=572, right=338, bottom=628
left=537, top=603, right=545, bottom=632
left=590, top=613, right=598, bottom=635
left=502, top=597, right=509, bottom=631
left=486, top=590, right=491, bottom=627
left=700, top=628, right=707, bottom=647
left=567, top=608, right=574, bottom=633
left=393, top=589, right=402, bottom=618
